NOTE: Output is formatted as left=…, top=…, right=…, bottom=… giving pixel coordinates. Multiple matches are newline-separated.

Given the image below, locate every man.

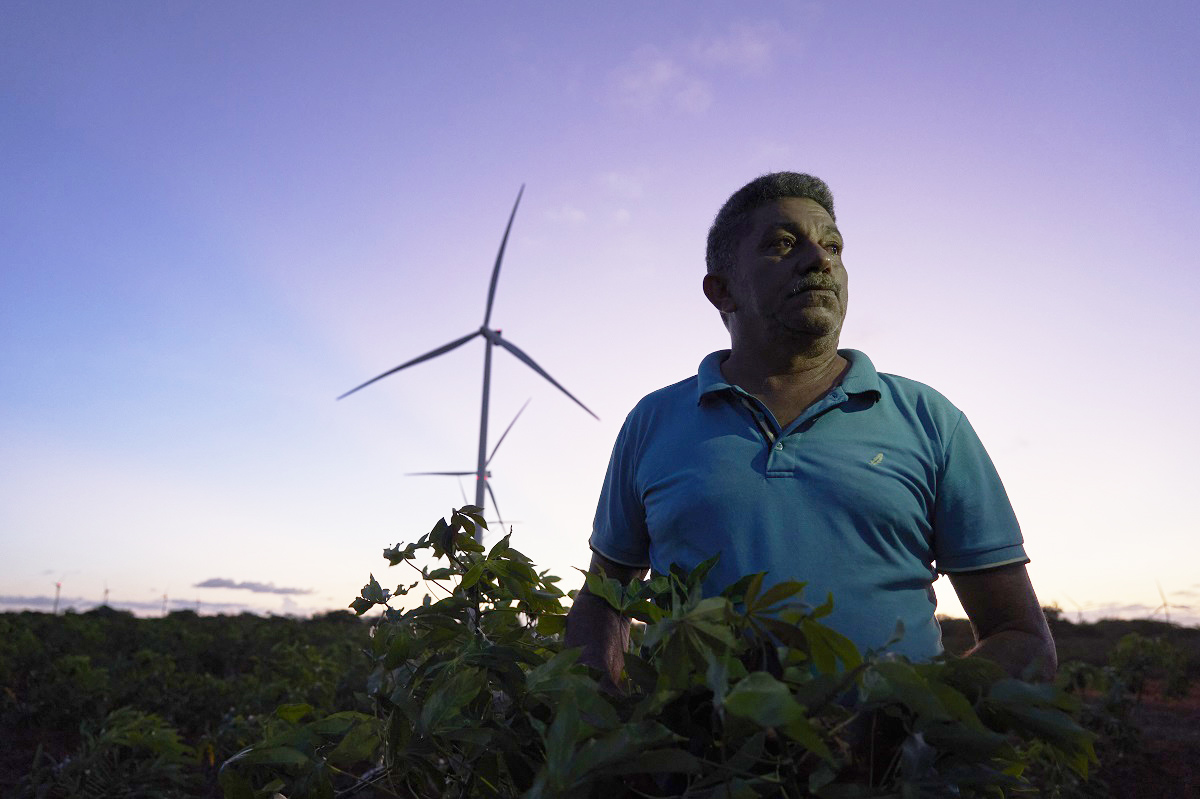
left=565, top=172, right=1055, bottom=684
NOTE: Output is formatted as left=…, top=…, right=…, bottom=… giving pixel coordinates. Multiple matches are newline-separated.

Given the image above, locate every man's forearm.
left=564, top=589, right=631, bottom=687
left=966, top=629, right=1058, bottom=682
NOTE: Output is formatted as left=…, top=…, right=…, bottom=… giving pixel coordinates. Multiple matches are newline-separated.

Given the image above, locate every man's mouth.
left=790, top=283, right=836, bottom=296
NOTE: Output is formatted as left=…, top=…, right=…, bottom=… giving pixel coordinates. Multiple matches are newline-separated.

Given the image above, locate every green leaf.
left=625, top=598, right=664, bottom=624
left=275, top=703, right=314, bottom=723
left=802, top=619, right=862, bottom=672
left=988, top=677, right=1071, bottom=710
left=327, top=716, right=381, bottom=766
left=488, top=533, right=512, bottom=559
left=383, top=541, right=420, bottom=565
left=223, top=745, right=312, bottom=768
left=867, top=660, right=950, bottom=721
left=460, top=562, right=485, bottom=590
left=348, top=597, right=373, bottom=616
left=925, top=678, right=985, bottom=726
left=750, top=579, right=808, bottom=613
left=782, top=714, right=834, bottom=762
left=723, top=671, right=804, bottom=728
left=536, top=613, right=566, bottom=636
left=525, top=649, right=582, bottom=693
left=361, top=574, right=388, bottom=604
left=543, top=697, right=582, bottom=785
left=704, top=647, right=733, bottom=701
left=920, top=720, right=1010, bottom=759
left=742, top=572, right=766, bottom=608
left=583, top=570, right=624, bottom=610
left=689, top=552, right=721, bottom=587
left=810, top=591, right=835, bottom=619
left=419, top=666, right=484, bottom=731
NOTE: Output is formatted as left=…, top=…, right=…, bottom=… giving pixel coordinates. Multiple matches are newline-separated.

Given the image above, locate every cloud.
left=194, top=578, right=314, bottom=595
left=598, top=171, right=644, bottom=200
left=605, top=23, right=781, bottom=115
left=691, top=25, right=775, bottom=73
left=544, top=205, right=587, bottom=224
left=608, top=48, right=712, bottom=114
left=0, top=594, right=273, bottom=616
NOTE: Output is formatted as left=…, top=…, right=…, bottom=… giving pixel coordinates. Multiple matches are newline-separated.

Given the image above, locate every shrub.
left=24, top=707, right=197, bottom=799
left=222, top=507, right=1097, bottom=798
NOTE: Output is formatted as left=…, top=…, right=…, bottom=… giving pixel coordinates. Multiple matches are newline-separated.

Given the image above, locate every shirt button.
left=774, top=442, right=784, bottom=451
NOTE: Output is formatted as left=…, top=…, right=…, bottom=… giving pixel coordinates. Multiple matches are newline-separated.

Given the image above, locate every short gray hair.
left=705, top=172, right=836, bottom=274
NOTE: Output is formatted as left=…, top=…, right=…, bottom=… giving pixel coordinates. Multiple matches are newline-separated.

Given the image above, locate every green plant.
left=2, top=608, right=373, bottom=798
left=24, top=707, right=197, bottom=799
left=222, top=507, right=1098, bottom=798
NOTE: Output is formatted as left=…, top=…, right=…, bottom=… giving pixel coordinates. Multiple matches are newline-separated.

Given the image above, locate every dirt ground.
left=1101, top=681, right=1200, bottom=798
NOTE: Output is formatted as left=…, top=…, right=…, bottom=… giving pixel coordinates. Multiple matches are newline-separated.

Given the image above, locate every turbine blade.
left=496, top=338, right=599, bottom=420
left=338, top=330, right=481, bottom=399
left=456, top=476, right=469, bottom=506
left=483, top=185, right=524, bottom=328
left=487, top=398, right=532, bottom=466
left=485, top=480, right=504, bottom=531
left=406, top=471, right=477, bottom=476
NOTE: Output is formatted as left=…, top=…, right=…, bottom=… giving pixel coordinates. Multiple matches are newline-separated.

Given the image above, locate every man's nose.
left=798, top=241, right=833, bottom=273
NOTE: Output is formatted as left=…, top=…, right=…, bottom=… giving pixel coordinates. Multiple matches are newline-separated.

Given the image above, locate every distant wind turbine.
left=1150, top=581, right=1190, bottom=623
left=338, top=186, right=598, bottom=541
left=408, top=398, right=532, bottom=532
left=1061, top=592, right=1086, bottom=624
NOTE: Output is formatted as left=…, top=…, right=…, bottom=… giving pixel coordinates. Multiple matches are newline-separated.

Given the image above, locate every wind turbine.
left=1061, top=592, right=1086, bottom=624
left=408, top=399, right=531, bottom=532
left=338, top=186, right=598, bottom=541
left=1150, top=581, right=1190, bottom=623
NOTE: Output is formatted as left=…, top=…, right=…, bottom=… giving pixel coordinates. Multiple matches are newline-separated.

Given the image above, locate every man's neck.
left=720, top=342, right=848, bottom=429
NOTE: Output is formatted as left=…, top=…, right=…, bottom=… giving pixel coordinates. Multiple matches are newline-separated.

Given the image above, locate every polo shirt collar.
left=696, top=348, right=882, bottom=404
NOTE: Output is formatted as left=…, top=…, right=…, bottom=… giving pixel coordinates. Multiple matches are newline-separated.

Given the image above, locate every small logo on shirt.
left=868, top=453, right=884, bottom=466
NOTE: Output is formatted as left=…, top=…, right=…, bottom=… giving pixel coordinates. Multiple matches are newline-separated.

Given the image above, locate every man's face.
left=722, top=197, right=848, bottom=345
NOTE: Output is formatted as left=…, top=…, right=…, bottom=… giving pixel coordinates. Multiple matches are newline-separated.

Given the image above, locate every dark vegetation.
left=944, top=612, right=1200, bottom=796
left=3, top=509, right=1196, bottom=797
left=2, top=607, right=371, bottom=797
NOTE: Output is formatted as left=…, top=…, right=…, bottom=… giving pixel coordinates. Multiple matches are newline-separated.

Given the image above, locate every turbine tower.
left=339, top=187, right=597, bottom=541
left=408, top=398, right=531, bottom=532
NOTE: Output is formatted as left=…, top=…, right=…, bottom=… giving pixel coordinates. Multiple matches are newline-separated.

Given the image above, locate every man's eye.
left=770, top=236, right=795, bottom=251
left=825, top=242, right=842, bottom=255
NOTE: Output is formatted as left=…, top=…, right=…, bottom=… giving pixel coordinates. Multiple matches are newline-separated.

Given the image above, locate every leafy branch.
left=223, top=507, right=1098, bottom=799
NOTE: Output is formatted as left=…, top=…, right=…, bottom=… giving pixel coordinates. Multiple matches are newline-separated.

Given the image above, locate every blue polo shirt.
left=589, top=349, right=1027, bottom=659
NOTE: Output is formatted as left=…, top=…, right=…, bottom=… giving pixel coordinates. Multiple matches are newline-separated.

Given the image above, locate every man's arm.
left=948, top=562, right=1057, bottom=681
left=564, top=551, right=648, bottom=688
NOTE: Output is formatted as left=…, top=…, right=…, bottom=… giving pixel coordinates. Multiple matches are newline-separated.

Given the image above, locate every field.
left=3, top=605, right=1198, bottom=797
left=943, top=613, right=1200, bottom=795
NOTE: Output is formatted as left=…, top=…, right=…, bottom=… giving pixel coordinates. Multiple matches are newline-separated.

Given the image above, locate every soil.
left=1102, top=681, right=1200, bottom=798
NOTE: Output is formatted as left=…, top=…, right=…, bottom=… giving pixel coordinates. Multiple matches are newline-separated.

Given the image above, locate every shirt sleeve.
left=932, top=412, right=1029, bottom=573
left=588, top=409, right=652, bottom=568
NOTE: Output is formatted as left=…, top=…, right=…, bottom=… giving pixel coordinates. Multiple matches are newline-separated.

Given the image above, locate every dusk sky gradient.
left=3, top=2, right=1198, bottom=625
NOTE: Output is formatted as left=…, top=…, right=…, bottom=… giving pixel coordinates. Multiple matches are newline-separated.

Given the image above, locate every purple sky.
left=2, top=2, right=1198, bottom=624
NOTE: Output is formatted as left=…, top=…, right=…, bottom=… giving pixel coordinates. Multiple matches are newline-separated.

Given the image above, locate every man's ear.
left=702, top=272, right=737, bottom=315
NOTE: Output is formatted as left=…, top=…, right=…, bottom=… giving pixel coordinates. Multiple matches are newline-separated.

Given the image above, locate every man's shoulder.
left=621, top=350, right=727, bottom=419
left=870, top=368, right=966, bottom=433
left=628, top=373, right=700, bottom=417
left=876, top=370, right=957, bottom=406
